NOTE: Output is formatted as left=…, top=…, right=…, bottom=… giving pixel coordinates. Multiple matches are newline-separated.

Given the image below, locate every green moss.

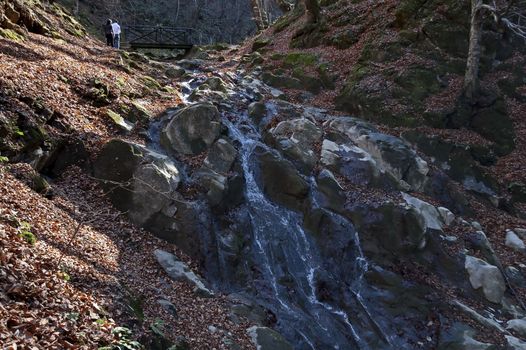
left=0, top=29, right=25, bottom=41
left=283, top=52, right=318, bottom=68
left=141, top=76, right=162, bottom=90
left=19, top=230, right=37, bottom=245
left=106, top=110, right=134, bottom=132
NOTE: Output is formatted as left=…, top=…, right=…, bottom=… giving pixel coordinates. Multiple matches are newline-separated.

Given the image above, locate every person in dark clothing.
left=104, top=19, right=114, bottom=47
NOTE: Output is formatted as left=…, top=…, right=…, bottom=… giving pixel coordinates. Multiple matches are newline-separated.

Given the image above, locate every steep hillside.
left=3, top=0, right=526, bottom=349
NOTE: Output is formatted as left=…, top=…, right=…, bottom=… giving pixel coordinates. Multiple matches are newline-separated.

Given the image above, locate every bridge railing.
left=123, top=25, right=203, bottom=48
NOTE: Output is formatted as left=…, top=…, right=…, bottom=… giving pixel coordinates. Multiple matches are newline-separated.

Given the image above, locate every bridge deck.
left=123, top=25, right=195, bottom=51
left=128, top=43, right=193, bottom=50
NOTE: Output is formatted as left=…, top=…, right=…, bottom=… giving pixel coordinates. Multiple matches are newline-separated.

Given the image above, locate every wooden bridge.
left=123, top=26, right=195, bottom=50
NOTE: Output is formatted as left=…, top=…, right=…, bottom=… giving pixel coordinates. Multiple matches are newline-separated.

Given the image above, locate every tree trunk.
left=251, top=0, right=267, bottom=30
left=464, top=0, right=483, bottom=101
left=305, top=0, right=321, bottom=23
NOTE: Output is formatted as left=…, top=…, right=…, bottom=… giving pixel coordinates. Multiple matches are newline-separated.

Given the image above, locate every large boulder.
left=464, top=256, right=506, bottom=304
left=93, top=139, right=205, bottom=258
left=161, top=103, right=222, bottom=156
left=264, top=117, right=323, bottom=174
left=194, top=138, right=243, bottom=209
left=251, top=146, right=309, bottom=211
left=346, top=201, right=428, bottom=264
left=325, top=117, right=429, bottom=191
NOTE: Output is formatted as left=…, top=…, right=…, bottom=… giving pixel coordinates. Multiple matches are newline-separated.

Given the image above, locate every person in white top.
left=112, top=21, right=121, bottom=49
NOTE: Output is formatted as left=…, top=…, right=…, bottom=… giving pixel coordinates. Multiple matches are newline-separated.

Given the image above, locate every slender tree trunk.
left=295, top=0, right=321, bottom=23
left=464, top=0, right=483, bottom=101
left=251, top=0, right=266, bottom=30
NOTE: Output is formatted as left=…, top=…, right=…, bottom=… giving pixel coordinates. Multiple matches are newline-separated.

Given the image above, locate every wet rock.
left=506, top=335, right=526, bottom=350
left=248, top=101, right=267, bottom=126
left=507, top=318, right=526, bottom=338
left=228, top=295, right=273, bottom=326
left=247, top=326, right=293, bottom=350
left=437, top=322, right=496, bottom=350
left=265, top=117, right=323, bottom=174
left=154, top=249, right=214, bottom=298
left=203, top=76, right=228, bottom=92
left=346, top=201, right=428, bottom=263
left=464, top=256, right=506, bottom=303
left=165, top=66, right=186, bottom=79
left=161, top=103, right=222, bottom=156
left=195, top=138, right=241, bottom=208
left=204, top=138, right=237, bottom=174
left=251, top=146, right=309, bottom=211
left=315, top=169, right=346, bottom=213
left=506, top=230, right=526, bottom=252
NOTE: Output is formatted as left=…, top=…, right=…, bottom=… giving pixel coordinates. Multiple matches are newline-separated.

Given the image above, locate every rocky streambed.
left=92, top=59, right=526, bottom=349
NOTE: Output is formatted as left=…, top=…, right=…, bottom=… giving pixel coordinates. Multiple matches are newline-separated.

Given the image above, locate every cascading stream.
left=223, top=114, right=384, bottom=349
left=150, top=69, right=397, bottom=349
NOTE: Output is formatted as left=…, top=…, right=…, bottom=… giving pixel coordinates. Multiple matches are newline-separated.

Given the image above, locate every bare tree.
left=465, top=0, right=526, bottom=100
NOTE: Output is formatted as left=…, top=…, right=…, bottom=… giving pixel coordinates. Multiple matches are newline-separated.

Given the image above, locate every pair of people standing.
left=104, top=19, right=121, bottom=49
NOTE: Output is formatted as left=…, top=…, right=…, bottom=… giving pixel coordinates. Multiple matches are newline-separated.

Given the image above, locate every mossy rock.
left=0, top=28, right=24, bottom=41
left=252, top=37, right=272, bottom=51
left=291, top=70, right=324, bottom=94
left=327, top=27, right=362, bottom=49
left=261, top=72, right=303, bottom=90
left=470, top=98, right=515, bottom=156
left=106, top=110, right=134, bottom=132
left=393, top=67, right=442, bottom=103
left=141, top=76, right=162, bottom=90
left=282, top=52, right=318, bottom=68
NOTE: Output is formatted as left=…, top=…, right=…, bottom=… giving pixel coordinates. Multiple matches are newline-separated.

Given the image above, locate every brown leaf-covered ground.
left=0, top=162, right=254, bottom=349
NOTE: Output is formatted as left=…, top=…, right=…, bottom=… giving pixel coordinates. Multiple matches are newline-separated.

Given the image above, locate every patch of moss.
left=283, top=52, right=318, bottom=68
left=0, top=29, right=24, bottom=41
left=141, top=76, right=162, bottom=90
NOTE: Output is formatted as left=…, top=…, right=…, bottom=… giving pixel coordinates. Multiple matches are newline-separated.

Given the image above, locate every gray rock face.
left=251, top=146, right=309, bottom=211
left=93, top=139, right=205, bottom=258
left=506, top=335, right=526, bottom=350
left=438, top=322, right=496, bottom=350
left=402, top=193, right=445, bottom=232
left=265, top=117, right=323, bottom=174
left=154, top=249, right=214, bottom=298
left=248, top=101, right=267, bottom=126
left=507, top=318, right=526, bottom=338
left=325, top=117, right=429, bottom=191
left=195, top=137, right=241, bottom=208
left=247, top=326, right=293, bottom=350
left=161, top=103, right=222, bottom=156
left=506, top=230, right=526, bottom=252
left=465, top=256, right=506, bottom=303
left=94, top=139, right=180, bottom=226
